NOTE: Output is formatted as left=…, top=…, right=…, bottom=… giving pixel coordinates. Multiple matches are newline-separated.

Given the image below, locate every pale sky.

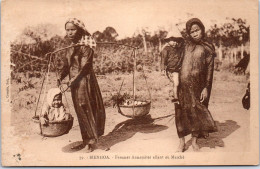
left=2, top=0, right=254, bottom=42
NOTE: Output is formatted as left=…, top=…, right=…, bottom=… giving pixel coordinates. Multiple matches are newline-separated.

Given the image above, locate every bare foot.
left=191, top=137, right=200, bottom=152
left=176, top=137, right=185, bottom=152
left=192, top=143, right=200, bottom=152
left=85, top=144, right=94, bottom=153
left=71, top=144, right=86, bottom=150
left=176, top=143, right=185, bottom=152
left=71, top=141, right=87, bottom=150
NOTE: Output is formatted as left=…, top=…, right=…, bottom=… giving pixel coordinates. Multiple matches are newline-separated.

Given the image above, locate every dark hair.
left=54, top=93, right=62, bottom=100
left=186, top=18, right=205, bottom=39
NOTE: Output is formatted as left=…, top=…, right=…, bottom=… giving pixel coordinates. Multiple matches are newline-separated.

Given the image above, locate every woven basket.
left=32, top=115, right=74, bottom=137
left=118, top=101, right=151, bottom=118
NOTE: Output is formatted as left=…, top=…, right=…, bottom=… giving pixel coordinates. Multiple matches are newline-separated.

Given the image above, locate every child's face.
left=190, top=24, right=202, bottom=41
left=168, top=41, right=178, bottom=47
left=52, top=95, right=62, bottom=108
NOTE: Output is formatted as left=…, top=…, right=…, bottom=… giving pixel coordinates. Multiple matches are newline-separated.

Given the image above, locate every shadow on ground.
left=62, top=114, right=171, bottom=153
left=96, top=114, right=169, bottom=150
left=185, top=120, right=240, bottom=150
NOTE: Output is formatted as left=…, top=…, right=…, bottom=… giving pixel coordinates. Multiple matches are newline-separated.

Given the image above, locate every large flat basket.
left=118, top=101, right=151, bottom=118
left=32, top=115, right=74, bottom=137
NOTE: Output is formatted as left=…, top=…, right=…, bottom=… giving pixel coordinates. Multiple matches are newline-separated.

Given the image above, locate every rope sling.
left=116, top=47, right=152, bottom=118
left=33, top=44, right=85, bottom=137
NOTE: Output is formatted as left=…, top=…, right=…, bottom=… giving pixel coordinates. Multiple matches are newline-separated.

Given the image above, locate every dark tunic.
left=59, top=44, right=106, bottom=143
left=175, top=41, right=217, bottom=138
left=161, top=45, right=183, bottom=73
left=160, top=37, right=184, bottom=73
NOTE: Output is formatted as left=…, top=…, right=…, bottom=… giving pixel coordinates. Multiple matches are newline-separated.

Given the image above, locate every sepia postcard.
left=1, top=0, right=259, bottom=166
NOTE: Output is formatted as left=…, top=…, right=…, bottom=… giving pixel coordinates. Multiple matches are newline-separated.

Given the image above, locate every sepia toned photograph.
left=1, top=0, right=259, bottom=166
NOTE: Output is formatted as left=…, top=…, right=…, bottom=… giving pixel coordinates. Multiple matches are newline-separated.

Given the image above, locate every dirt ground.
left=8, top=70, right=250, bottom=165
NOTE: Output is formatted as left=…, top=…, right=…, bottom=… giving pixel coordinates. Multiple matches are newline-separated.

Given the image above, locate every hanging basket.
left=32, top=47, right=78, bottom=138
left=32, top=115, right=74, bottom=137
left=117, top=100, right=151, bottom=118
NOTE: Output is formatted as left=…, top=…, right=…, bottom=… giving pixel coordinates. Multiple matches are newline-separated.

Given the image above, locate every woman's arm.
left=200, top=51, right=215, bottom=103
left=68, top=46, right=94, bottom=87
left=205, top=51, right=215, bottom=90
left=56, top=54, right=69, bottom=85
left=59, top=68, right=69, bottom=81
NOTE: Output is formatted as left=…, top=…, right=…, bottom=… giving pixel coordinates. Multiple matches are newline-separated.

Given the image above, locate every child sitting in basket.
left=40, top=88, right=71, bottom=125
left=161, top=37, right=184, bottom=103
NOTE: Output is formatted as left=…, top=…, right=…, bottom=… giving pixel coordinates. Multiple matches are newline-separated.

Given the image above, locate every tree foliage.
left=206, top=18, right=249, bottom=47
left=10, top=18, right=250, bottom=78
